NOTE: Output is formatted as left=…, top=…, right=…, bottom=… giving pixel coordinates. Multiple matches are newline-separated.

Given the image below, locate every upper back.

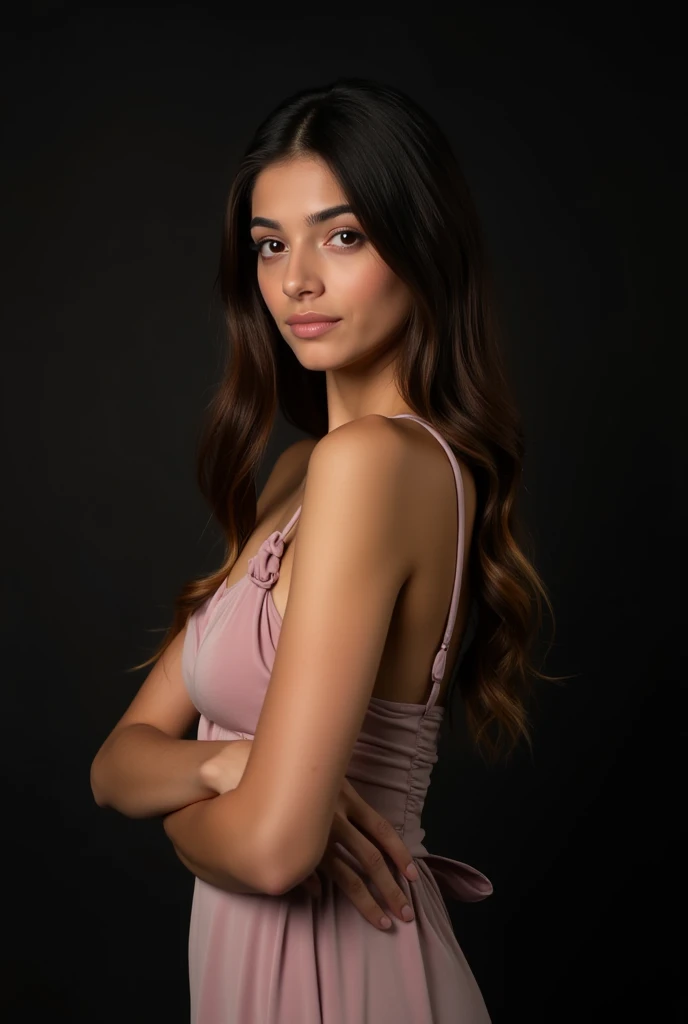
left=370, top=414, right=477, bottom=709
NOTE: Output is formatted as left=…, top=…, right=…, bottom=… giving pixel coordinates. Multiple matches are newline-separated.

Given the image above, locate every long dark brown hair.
left=131, top=76, right=567, bottom=763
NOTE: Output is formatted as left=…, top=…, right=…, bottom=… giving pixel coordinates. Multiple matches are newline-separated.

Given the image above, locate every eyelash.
left=248, top=229, right=366, bottom=260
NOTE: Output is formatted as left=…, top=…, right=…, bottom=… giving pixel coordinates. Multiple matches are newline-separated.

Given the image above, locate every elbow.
left=266, top=869, right=315, bottom=898
left=89, top=755, right=127, bottom=814
left=245, top=839, right=294, bottom=897
left=260, top=832, right=324, bottom=897
left=221, top=788, right=324, bottom=895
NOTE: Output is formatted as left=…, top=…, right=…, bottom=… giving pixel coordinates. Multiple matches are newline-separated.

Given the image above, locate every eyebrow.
left=249, top=204, right=355, bottom=231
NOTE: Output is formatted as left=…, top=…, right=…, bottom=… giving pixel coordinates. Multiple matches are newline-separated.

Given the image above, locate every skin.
left=249, top=154, right=417, bottom=432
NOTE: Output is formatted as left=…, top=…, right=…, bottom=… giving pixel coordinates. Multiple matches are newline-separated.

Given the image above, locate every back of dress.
left=181, top=413, right=493, bottom=1023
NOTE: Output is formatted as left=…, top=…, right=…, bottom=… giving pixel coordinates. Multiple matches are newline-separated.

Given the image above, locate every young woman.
left=91, top=77, right=556, bottom=1023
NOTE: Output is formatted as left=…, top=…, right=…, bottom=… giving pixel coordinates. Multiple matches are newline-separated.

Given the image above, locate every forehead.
left=251, top=156, right=346, bottom=214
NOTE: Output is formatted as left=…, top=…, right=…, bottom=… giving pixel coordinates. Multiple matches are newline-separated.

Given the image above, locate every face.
left=249, top=155, right=413, bottom=373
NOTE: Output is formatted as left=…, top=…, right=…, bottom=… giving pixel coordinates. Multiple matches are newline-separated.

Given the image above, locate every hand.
left=199, top=739, right=253, bottom=796
left=311, top=776, right=419, bottom=931
left=201, top=740, right=419, bottom=932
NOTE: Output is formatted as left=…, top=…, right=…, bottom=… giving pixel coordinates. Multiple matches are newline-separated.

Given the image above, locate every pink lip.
left=288, top=320, right=341, bottom=338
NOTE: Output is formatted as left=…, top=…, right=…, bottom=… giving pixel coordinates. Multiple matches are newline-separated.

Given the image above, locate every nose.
left=281, top=245, right=325, bottom=301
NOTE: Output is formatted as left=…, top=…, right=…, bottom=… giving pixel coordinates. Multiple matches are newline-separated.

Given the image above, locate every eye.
left=249, top=229, right=366, bottom=260
left=328, top=230, right=365, bottom=249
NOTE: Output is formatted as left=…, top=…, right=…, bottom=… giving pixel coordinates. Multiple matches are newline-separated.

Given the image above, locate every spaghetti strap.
left=388, top=414, right=466, bottom=714
left=279, top=504, right=302, bottom=542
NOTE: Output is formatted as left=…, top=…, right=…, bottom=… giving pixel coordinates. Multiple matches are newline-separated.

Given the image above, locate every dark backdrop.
left=1, top=6, right=684, bottom=1022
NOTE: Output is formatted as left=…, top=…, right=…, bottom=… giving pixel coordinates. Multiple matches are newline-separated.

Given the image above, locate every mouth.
left=288, top=320, right=342, bottom=339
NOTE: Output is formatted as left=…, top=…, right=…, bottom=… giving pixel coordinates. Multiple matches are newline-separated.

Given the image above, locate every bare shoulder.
left=290, top=416, right=417, bottom=600
left=304, top=415, right=417, bottom=545
left=312, top=413, right=404, bottom=452
left=313, top=413, right=476, bottom=540
left=313, top=412, right=468, bottom=478
left=305, top=413, right=475, bottom=534
left=309, top=414, right=411, bottom=478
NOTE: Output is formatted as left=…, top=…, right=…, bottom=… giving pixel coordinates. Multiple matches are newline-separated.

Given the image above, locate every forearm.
left=90, top=723, right=237, bottom=819
left=163, top=792, right=274, bottom=894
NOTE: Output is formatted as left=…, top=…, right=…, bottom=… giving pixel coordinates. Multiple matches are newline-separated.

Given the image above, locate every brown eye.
left=249, top=238, right=284, bottom=258
left=249, top=229, right=366, bottom=261
left=328, top=230, right=365, bottom=248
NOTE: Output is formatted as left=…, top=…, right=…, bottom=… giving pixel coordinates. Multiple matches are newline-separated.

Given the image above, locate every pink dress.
left=181, top=413, right=494, bottom=1023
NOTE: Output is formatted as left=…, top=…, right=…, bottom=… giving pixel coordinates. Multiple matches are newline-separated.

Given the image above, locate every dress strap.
left=279, top=504, right=302, bottom=543
left=388, top=414, right=467, bottom=714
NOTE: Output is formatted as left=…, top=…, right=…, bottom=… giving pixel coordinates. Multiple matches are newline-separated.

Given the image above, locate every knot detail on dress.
left=247, top=531, right=284, bottom=589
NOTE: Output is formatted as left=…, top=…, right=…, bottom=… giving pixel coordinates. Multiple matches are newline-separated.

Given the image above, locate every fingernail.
left=380, top=915, right=392, bottom=929
left=401, top=905, right=414, bottom=922
left=406, top=863, right=419, bottom=880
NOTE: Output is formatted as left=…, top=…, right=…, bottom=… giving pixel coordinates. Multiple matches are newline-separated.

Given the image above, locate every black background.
left=1, top=5, right=684, bottom=1022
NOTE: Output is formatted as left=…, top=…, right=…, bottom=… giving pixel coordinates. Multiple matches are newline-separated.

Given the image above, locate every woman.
left=91, top=77, right=557, bottom=1022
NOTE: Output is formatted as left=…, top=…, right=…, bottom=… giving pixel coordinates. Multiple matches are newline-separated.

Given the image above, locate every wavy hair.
left=130, top=76, right=567, bottom=763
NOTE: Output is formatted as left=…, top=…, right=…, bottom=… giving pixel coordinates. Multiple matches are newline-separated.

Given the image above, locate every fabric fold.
left=417, top=852, right=494, bottom=903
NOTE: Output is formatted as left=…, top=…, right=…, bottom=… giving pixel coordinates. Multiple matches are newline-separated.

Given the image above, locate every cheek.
left=347, top=258, right=410, bottom=322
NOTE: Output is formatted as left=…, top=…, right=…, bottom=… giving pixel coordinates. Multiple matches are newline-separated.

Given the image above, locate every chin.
left=293, top=350, right=345, bottom=372
left=284, top=338, right=346, bottom=366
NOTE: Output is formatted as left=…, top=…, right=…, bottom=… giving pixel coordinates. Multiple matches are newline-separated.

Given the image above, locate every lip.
left=285, top=312, right=341, bottom=324
left=288, top=320, right=341, bottom=339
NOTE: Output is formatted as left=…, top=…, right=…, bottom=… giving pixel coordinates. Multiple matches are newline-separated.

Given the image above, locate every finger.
left=321, top=849, right=393, bottom=932
left=352, top=841, right=415, bottom=924
left=333, top=811, right=416, bottom=923
left=366, top=813, right=419, bottom=883
left=341, top=789, right=419, bottom=883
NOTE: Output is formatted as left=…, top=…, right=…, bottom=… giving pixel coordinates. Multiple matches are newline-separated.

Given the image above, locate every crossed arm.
left=90, top=419, right=412, bottom=895
left=163, top=417, right=413, bottom=895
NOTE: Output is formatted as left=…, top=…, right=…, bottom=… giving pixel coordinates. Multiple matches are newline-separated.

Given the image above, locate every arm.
left=91, top=723, right=239, bottom=818
left=93, top=702, right=273, bottom=892
left=175, top=417, right=414, bottom=896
